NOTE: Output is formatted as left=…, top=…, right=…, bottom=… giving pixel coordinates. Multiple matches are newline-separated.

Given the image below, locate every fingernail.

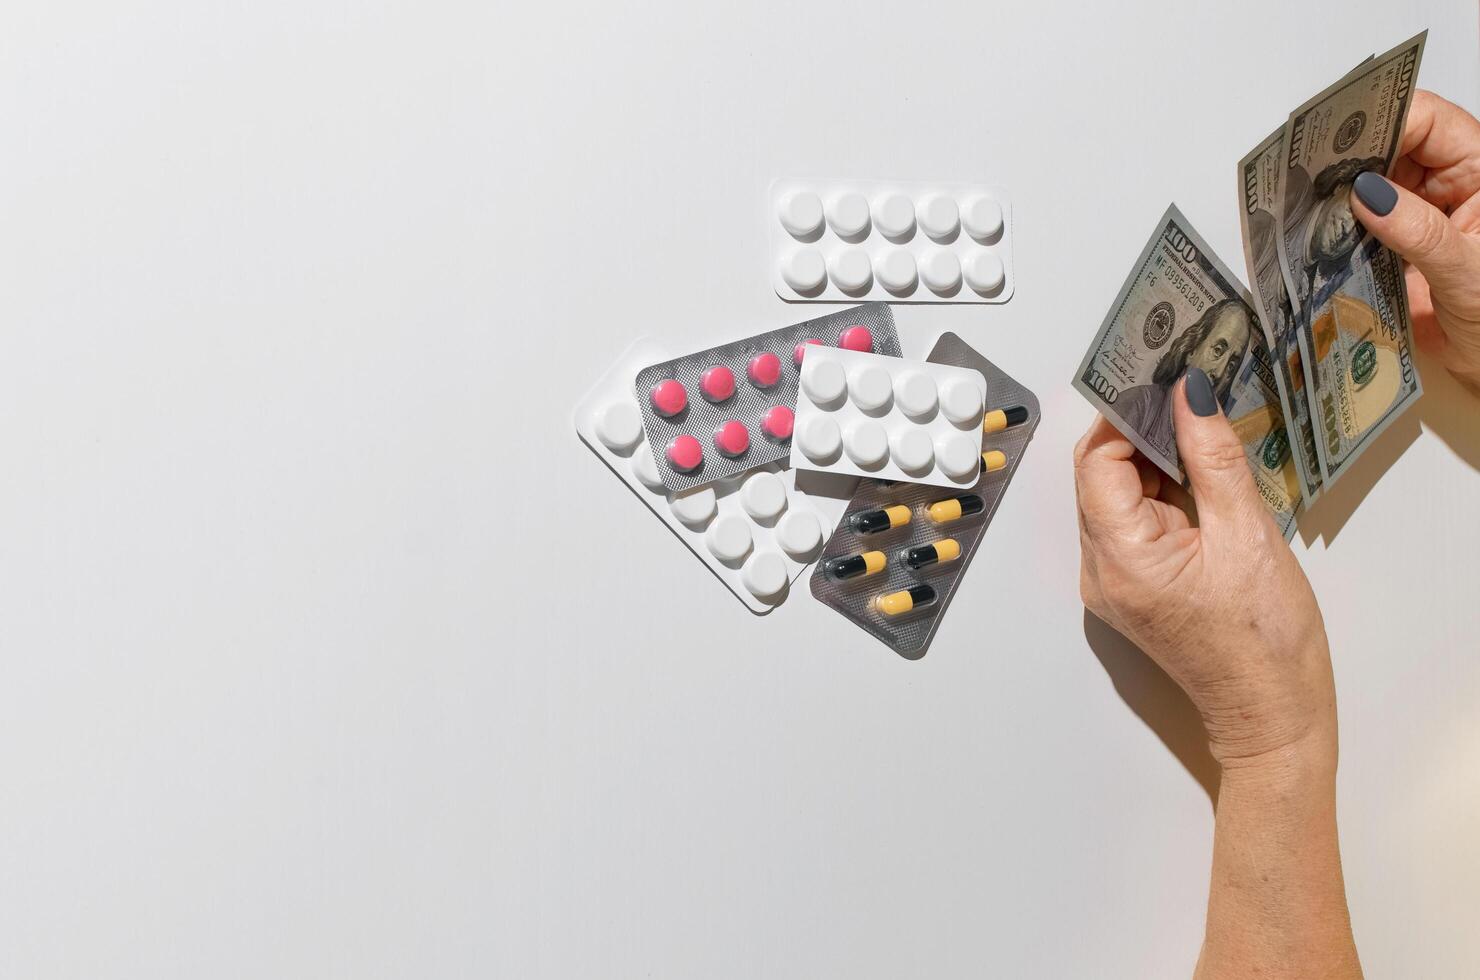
left=1354, top=171, right=1397, bottom=216
left=1186, top=368, right=1218, bottom=417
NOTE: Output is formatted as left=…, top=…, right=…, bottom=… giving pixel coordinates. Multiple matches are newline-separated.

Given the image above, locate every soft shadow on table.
left=1295, top=411, right=1421, bottom=547
left=1083, top=610, right=1220, bottom=808
left=1411, top=350, right=1480, bottom=472
left=1297, top=351, right=1480, bottom=547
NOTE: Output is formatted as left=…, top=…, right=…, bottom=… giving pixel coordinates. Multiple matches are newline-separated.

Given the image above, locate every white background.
left=4, top=2, right=1478, bottom=977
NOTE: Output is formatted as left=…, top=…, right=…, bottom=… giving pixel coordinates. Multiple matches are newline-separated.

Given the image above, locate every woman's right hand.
left=1350, top=90, right=1480, bottom=391
left=1074, top=371, right=1336, bottom=763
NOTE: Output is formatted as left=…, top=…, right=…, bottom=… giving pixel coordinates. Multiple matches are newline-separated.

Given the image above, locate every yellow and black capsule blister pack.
left=808, top=332, right=1038, bottom=658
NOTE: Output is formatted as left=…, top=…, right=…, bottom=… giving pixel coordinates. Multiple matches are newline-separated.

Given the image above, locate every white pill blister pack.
left=790, top=347, right=988, bottom=489
left=576, top=338, right=840, bottom=614
left=769, top=178, right=1014, bottom=305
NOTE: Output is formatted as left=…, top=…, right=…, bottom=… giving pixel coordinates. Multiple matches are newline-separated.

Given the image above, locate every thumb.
left=1351, top=171, right=1478, bottom=299
left=1173, top=368, right=1262, bottom=526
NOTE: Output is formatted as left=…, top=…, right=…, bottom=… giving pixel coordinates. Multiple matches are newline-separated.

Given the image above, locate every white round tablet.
left=890, top=427, right=935, bottom=473
left=936, top=431, right=981, bottom=480
left=801, top=358, right=847, bottom=405
left=918, top=195, right=960, bottom=239
left=939, top=377, right=984, bottom=424
left=705, top=513, right=753, bottom=563
left=848, top=364, right=893, bottom=412
left=921, top=250, right=962, bottom=293
left=775, top=510, right=822, bottom=559
left=872, top=192, right=915, bottom=238
left=964, top=251, right=1006, bottom=294
left=874, top=249, right=917, bottom=294
left=844, top=419, right=889, bottom=467
left=829, top=248, right=872, bottom=293
left=827, top=192, right=870, bottom=238
left=595, top=400, right=643, bottom=452
left=778, top=191, right=824, bottom=237
left=961, top=195, right=1004, bottom=240
left=631, top=444, right=664, bottom=492
left=893, top=371, right=938, bottom=419
left=739, top=470, right=787, bottom=521
left=781, top=248, right=827, bottom=292
left=798, top=414, right=842, bottom=462
left=669, top=486, right=717, bottom=528
left=741, top=550, right=788, bottom=599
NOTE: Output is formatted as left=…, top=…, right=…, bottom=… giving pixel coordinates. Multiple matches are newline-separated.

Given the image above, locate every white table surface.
left=5, top=2, right=1478, bottom=976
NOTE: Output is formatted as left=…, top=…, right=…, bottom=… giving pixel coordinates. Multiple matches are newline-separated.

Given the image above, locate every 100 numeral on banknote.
left=1074, top=205, right=1299, bottom=539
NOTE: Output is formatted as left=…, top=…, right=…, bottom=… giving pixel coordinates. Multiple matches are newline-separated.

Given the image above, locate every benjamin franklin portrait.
left=1118, top=298, right=1255, bottom=464
left=1285, top=155, right=1385, bottom=308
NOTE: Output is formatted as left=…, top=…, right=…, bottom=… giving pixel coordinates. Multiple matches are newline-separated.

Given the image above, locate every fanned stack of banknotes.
left=1075, top=31, right=1428, bottom=540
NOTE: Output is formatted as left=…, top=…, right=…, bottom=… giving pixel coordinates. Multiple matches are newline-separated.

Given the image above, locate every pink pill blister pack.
left=632, top=303, right=900, bottom=493
left=789, top=346, right=988, bottom=489
left=576, top=338, right=844, bottom=613
left=770, top=178, right=1014, bottom=305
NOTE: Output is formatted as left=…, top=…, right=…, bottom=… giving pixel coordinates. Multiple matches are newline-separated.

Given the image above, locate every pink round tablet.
left=748, top=351, right=782, bottom=388
left=838, top=325, right=874, bottom=352
left=650, top=379, right=687, bottom=417
left=793, top=338, right=823, bottom=365
left=666, top=434, right=703, bottom=472
left=713, top=420, right=750, bottom=457
left=762, top=405, right=794, bottom=441
left=700, top=364, right=736, bottom=402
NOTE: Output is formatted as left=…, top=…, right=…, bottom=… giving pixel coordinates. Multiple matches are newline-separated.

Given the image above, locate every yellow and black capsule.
left=826, top=550, right=887, bottom=580
left=850, top=504, right=911, bottom=535
left=983, top=405, right=1030, bottom=434
left=926, top=493, right=985, bottom=524
left=903, top=538, right=961, bottom=570
left=981, top=450, right=1008, bottom=472
left=874, top=583, right=938, bottom=617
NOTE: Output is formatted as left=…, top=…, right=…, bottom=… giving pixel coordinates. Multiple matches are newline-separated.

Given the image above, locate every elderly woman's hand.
left=1074, top=368, right=1335, bottom=762
left=1351, top=90, right=1480, bottom=392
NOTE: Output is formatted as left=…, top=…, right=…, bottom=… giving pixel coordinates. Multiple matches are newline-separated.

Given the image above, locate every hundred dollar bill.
left=1300, top=245, right=1421, bottom=485
left=1275, top=31, right=1426, bottom=482
left=1074, top=204, right=1299, bottom=539
left=1238, top=126, right=1323, bottom=507
left=1275, top=32, right=1425, bottom=317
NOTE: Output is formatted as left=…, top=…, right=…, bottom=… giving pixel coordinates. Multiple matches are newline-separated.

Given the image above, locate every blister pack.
left=769, top=179, right=1014, bottom=305
left=576, top=338, right=842, bottom=614
left=809, top=333, right=1039, bottom=657
left=790, top=346, right=989, bottom=489
left=633, top=304, right=900, bottom=493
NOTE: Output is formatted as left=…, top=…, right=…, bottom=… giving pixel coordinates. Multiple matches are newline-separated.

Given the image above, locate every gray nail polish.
left=1186, top=367, right=1218, bottom=417
left=1354, top=171, right=1397, bottom=216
